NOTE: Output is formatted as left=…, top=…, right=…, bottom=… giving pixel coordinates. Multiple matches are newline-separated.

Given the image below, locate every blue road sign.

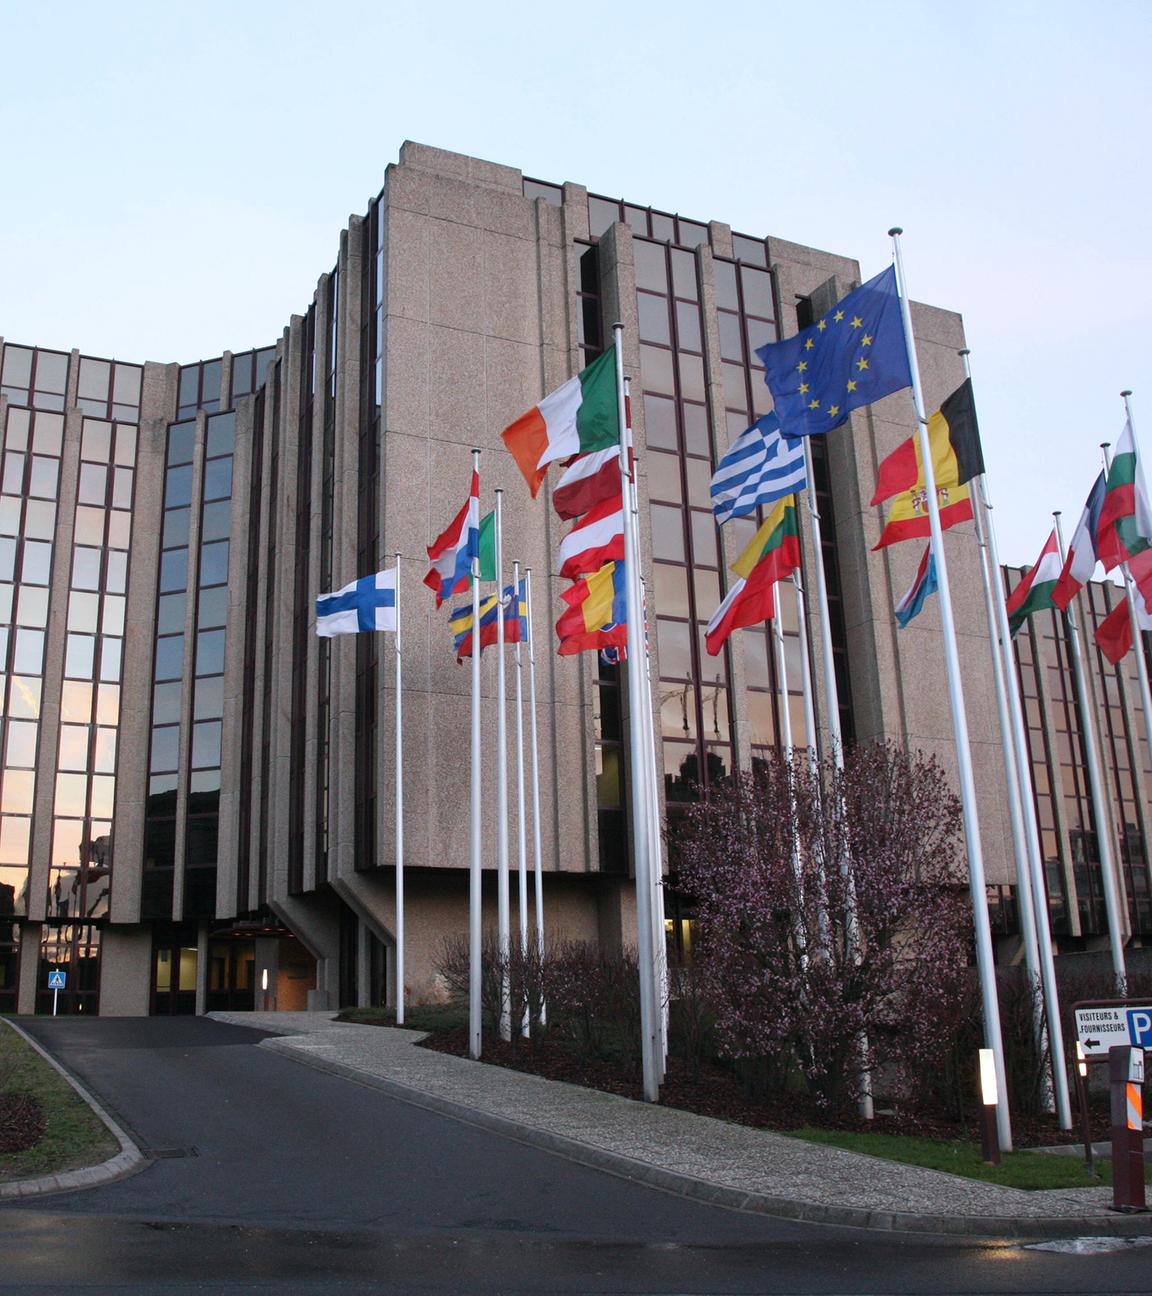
left=47, top=970, right=66, bottom=990
left=1129, top=1007, right=1152, bottom=1049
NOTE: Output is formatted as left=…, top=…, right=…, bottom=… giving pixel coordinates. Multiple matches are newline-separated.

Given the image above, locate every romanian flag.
left=1096, top=419, right=1152, bottom=572
left=448, top=582, right=524, bottom=663
left=557, top=493, right=625, bottom=579
left=704, top=496, right=801, bottom=655
left=555, top=561, right=628, bottom=656
left=1006, top=531, right=1062, bottom=636
left=501, top=350, right=619, bottom=498
left=871, top=380, right=984, bottom=505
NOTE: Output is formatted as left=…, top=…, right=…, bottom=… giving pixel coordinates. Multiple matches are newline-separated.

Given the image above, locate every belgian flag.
left=872, top=379, right=984, bottom=549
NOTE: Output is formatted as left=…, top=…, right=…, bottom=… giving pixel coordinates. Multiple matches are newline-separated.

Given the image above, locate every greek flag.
left=710, top=413, right=807, bottom=525
left=316, top=567, right=398, bottom=636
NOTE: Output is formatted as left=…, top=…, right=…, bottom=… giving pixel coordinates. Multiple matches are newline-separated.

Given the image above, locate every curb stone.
left=258, top=1033, right=1152, bottom=1242
left=0, top=1017, right=147, bottom=1200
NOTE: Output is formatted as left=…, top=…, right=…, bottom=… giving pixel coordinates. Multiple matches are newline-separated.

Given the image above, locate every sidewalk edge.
left=258, top=1035, right=1152, bottom=1241
left=0, top=1018, right=147, bottom=1199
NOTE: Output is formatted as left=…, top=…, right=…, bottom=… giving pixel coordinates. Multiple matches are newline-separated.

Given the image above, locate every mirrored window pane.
left=165, top=465, right=193, bottom=508
left=7, top=676, right=41, bottom=719
left=81, top=420, right=112, bottom=462
left=200, top=500, right=230, bottom=543
left=191, top=721, right=221, bottom=769
left=5, top=719, right=38, bottom=767
left=642, top=394, right=677, bottom=452
left=20, top=540, right=52, bottom=585
left=203, top=458, right=232, bottom=502
left=65, top=633, right=95, bottom=679
left=58, top=724, right=90, bottom=772
left=93, top=728, right=117, bottom=773
left=195, top=629, right=225, bottom=676
left=159, top=548, right=188, bottom=594
left=73, top=506, right=105, bottom=545
left=651, top=504, right=686, bottom=563
left=193, top=675, right=224, bottom=720
left=101, top=596, right=126, bottom=637
left=2, top=770, right=34, bottom=815
left=150, top=725, right=180, bottom=773
left=89, top=775, right=115, bottom=819
left=197, top=585, right=228, bottom=630
left=633, top=241, right=668, bottom=294
left=152, top=681, right=182, bottom=725
left=23, top=500, right=55, bottom=541
left=153, top=634, right=184, bottom=682
left=13, top=629, right=44, bottom=674
left=199, top=540, right=229, bottom=587
left=156, top=592, right=186, bottom=635
left=96, top=683, right=120, bottom=726
left=99, top=636, right=122, bottom=683
left=206, top=413, right=235, bottom=458
left=0, top=815, right=30, bottom=865
left=29, top=457, right=59, bottom=499
left=72, top=548, right=102, bottom=590
left=60, top=681, right=92, bottom=722
left=168, top=422, right=196, bottom=467
left=105, top=550, right=127, bottom=594
left=16, top=586, right=48, bottom=628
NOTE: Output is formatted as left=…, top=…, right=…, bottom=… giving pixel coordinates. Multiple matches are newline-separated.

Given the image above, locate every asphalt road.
left=2, top=1016, right=1150, bottom=1294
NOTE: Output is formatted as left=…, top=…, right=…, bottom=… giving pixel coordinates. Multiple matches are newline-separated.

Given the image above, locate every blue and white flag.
left=894, top=545, right=937, bottom=629
left=710, top=412, right=807, bottom=525
left=316, top=567, right=398, bottom=637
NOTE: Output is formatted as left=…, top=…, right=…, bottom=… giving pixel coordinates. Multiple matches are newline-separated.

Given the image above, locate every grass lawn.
left=335, top=1004, right=468, bottom=1033
left=785, top=1126, right=1152, bottom=1191
left=0, top=1021, right=119, bottom=1183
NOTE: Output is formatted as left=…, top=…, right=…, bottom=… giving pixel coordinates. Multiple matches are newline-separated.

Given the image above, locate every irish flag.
left=1096, top=419, right=1152, bottom=572
left=501, top=350, right=619, bottom=498
left=1006, top=530, right=1062, bottom=636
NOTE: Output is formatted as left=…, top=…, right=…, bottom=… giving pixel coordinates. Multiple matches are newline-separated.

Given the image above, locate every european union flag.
left=755, top=265, right=912, bottom=438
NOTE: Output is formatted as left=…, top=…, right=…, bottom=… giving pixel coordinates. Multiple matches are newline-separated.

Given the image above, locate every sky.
left=1, top=0, right=1149, bottom=565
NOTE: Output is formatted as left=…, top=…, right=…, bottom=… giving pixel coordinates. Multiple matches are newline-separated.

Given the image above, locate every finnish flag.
left=316, top=567, right=398, bottom=636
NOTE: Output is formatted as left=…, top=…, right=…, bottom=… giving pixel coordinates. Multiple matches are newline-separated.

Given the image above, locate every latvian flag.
left=501, top=350, right=619, bottom=498
left=557, top=493, right=625, bottom=580
left=553, top=439, right=628, bottom=521
left=894, top=545, right=937, bottom=629
left=1006, top=530, right=1062, bottom=636
left=424, top=470, right=480, bottom=606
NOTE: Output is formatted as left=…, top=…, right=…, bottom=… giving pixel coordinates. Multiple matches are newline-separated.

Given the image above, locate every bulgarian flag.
left=1052, top=472, right=1105, bottom=609
left=1097, top=549, right=1152, bottom=664
left=555, top=561, right=629, bottom=656
left=705, top=496, right=801, bottom=655
left=1096, top=419, right=1152, bottom=573
left=501, top=350, right=619, bottom=498
left=1006, top=530, right=1062, bottom=636
left=557, top=492, right=624, bottom=579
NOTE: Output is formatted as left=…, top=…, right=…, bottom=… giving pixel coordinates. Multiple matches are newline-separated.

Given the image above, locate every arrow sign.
left=1075, top=1004, right=1152, bottom=1057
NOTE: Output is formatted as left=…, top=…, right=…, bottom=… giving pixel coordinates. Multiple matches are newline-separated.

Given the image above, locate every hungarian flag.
left=1006, top=531, right=1062, bottom=636
left=1097, top=419, right=1152, bottom=572
left=1095, top=591, right=1152, bottom=666
left=501, top=350, right=619, bottom=498
left=557, top=493, right=624, bottom=579
left=552, top=443, right=626, bottom=521
left=555, top=561, right=628, bottom=656
left=704, top=496, right=801, bottom=655
left=1052, top=473, right=1105, bottom=609
left=871, top=379, right=985, bottom=506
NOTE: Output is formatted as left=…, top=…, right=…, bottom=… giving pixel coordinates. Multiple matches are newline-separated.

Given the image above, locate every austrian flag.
left=557, top=493, right=625, bottom=580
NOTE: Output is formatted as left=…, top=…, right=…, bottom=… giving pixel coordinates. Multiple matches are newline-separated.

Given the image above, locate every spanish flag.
left=872, top=380, right=982, bottom=549
left=555, top=561, right=628, bottom=656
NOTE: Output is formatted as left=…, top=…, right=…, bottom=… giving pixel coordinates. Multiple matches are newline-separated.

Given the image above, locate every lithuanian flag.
left=872, top=379, right=981, bottom=549
left=704, top=496, right=801, bottom=655
left=501, top=350, right=619, bottom=498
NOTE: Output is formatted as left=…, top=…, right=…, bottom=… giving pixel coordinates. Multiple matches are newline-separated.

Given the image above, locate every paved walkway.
left=208, top=1011, right=1151, bottom=1238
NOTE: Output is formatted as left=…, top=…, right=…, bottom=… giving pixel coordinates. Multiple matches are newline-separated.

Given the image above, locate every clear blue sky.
left=1, top=0, right=1148, bottom=563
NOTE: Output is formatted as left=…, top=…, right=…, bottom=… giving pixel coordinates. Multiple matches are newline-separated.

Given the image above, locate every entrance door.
left=205, top=939, right=255, bottom=1012
left=152, top=940, right=198, bottom=1015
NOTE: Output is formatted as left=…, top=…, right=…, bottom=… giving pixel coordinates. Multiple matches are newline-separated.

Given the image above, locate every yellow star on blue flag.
left=755, top=266, right=912, bottom=438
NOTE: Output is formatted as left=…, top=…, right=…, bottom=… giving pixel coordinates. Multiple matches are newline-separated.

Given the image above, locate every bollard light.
left=978, top=1048, right=1001, bottom=1166
left=1076, top=1039, right=1088, bottom=1079
left=261, top=969, right=268, bottom=992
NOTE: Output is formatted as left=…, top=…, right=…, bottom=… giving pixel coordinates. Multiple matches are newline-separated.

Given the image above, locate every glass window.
left=106, top=509, right=131, bottom=551
left=58, top=724, right=90, bottom=772
left=714, top=260, right=739, bottom=311
left=196, top=629, right=226, bottom=676
left=191, top=721, right=222, bottom=769
left=60, top=681, right=92, bottom=723
left=203, top=457, right=232, bottom=502
left=165, top=465, right=193, bottom=508
left=200, top=500, right=230, bottom=543
left=0, top=537, right=14, bottom=582
left=33, top=414, right=63, bottom=456
left=661, top=684, right=697, bottom=739
left=675, top=302, right=701, bottom=352
left=642, top=394, right=677, bottom=452
left=678, top=354, right=706, bottom=404
left=8, top=675, right=41, bottom=719
left=718, top=312, right=744, bottom=363
left=0, top=497, right=19, bottom=539
left=157, top=592, right=186, bottom=635
left=2, top=770, right=34, bottom=815
left=112, top=467, right=134, bottom=510
left=23, top=500, right=55, bottom=541
left=651, top=504, right=686, bottom=563
left=647, top=453, right=682, bottom=505
left=150, top=725, right=180, bottom=773
left=193, top=675, right=224, bottom=721
left=633, top=241, right=668, bottom=295
left=105, top=550, right=127, bottom=594
left=113, top=366, right=142, bottom=408
left=740, top=265, right=774, bottom=317
left=199, top=540, right=229, bottom=587
left=152, top=681, right=182, bottom=726
left=693, top=566, right=721, bottom=614
left=168, top=421, right=196, bottom=467
left=0, top=815, right=30, bottom=865
left=733, top=236, right=768, bottom=268
left=89, top=775, right=114, bottom=819
left=684, top=458, right=713, bottom=510
left=65, top=634, right=95, bottom=679
left=5, top=719, right=38, bottom=767
left=637, top=293, right=671, bottom=346
left=35, top=352, right=68, bottom=395
left=0, top=581, right=13, bottom=623
left=1, top=347, right=33, bottom=388
left=159, top=548, right=188, bottom=594
left=743, top=630, right=772, bottom=690
left=639, top=345, right=675, bottom=397
left=29, top=457, right=59, bottom=500
left=588, top=197, right=620, bottom=238
left=653, top=563, right=690, bottom=619
left=656, top=620, right=693, bottom=680
left=678, top=221, right=709, bottom=249
left=20, top=540, right=52, bottom=585
left=113, top=423, right=137, bottom=466
left=81, top=420, right=112, bottom=462
left=101, top=596, right=126, bottom=637
left=163, top=508, right=190, bottom=549
left=624, top=205, right=648, bottom=235
left=73, top=506, right=105, bottom=545
left=13, top=628, right=43, bottom=674
left=78, top=463, right=107, bottom=506
left=197, top=585, right=228, bottom=630
left=670, top=249, right=698, bottom=302
left=3, top=452, right=25, bottom=495
left=154, top=635, right=185, bottom=682
left=746, top=317, right=777, bottom=356
left=178, top=368, right=199, bottom=414
left=682, top=403, right=711, bottom=458
left=206, top=413, right=235, bottom=458
left=650, top=211, right=675, bottom=241
left=16, top=586, right=48, bottom=628
left=98, top=635, right=122, bottom=684
left=72, top=548, right=102, bottom=591
left=201, top=359, right=222, bottom=408
left=690, top=511, right=719, bottom=569
left=4, top=408, right=30, bottom=450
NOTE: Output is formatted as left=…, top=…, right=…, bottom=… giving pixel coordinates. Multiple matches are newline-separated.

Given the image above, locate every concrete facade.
left=0, top=142, right=1148, bottom=1017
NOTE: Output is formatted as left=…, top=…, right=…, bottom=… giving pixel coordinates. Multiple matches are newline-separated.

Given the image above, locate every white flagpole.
left=494, top=489, right=511, bottom=1041
left=513, top=560, right=530, bottom=1038
left=961, top=349, right=1069, bottom=1128
left=799, top=439, right=872, bottom=1119
left=889, top=228, right=1010, bottom=1149
left=614, top=323, right=659, bottom=1101
left=1110, top=393, right=1152, bottom=777
left=468, top=449, right=483, bottom=1059
left=792, top=569, right=819, bottom=776
left=525, top=568, right=546, bottom=1019
left=394, top=551, right=405, bottom=1027
left=1053, top=510, right=1128, bottom=992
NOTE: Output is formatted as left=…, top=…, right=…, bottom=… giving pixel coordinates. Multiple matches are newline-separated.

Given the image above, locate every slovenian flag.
left=894, top=545, right=937, bottom=629
left=501, top=350, right=619, bottom=498
left=449, top=581, right=524, bottom=662
left=557, top=492, right=625, bottom=579
left=556, top=561, right=629, bottom=656
left=424, top=470, right=480, bottom=606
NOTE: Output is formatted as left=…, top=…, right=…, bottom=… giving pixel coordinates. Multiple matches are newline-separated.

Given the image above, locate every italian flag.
left=1097, top=419, right=1152, bottom=572
left=1006, top=530, right=1062, bottom=636
left=501, top=349, right=619, bottom=498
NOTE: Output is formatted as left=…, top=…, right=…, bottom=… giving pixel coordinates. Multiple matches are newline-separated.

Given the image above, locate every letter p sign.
left=1128, top=1008, right=1152, bottom=1048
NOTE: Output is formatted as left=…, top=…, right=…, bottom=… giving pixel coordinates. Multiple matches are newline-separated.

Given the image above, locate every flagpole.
left=773, top=578, right=810, bottom=968
left=1110, top=393, right=1152, bottom=772
left=792, top=565, right=831, bottom=952
left=889, top=229, right=1011, bottom=1150
left=799, top=440, right=872, bottom=1119
left=468, top=449, right=483, bottom=1059
left=513, top=559, right=530, bottom=1037
left=961, top=350, right=1069, bottom=1128
left=1053, top=510, right=1128, bottom=993
left=613, top=322, right=659, bottom=1102
left=525, top=567, right=546, bottom=1022
left=394, top=551, right=405, bottom=1027
left=494, top=489, right=511, bottom=1041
